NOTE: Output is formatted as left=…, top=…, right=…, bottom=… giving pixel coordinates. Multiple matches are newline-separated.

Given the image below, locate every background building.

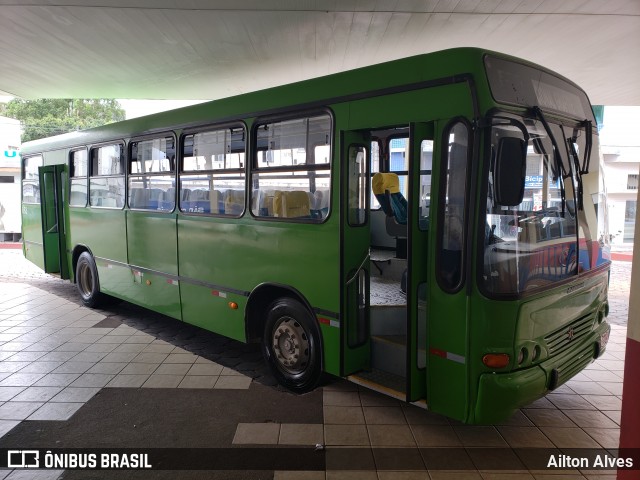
left=600, top=107, right=640, bottom=249
left=0, top=115, right=21, bottom=241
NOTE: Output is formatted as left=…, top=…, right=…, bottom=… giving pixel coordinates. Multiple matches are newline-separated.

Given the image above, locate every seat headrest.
left=372, top=172, right=400, bottom=195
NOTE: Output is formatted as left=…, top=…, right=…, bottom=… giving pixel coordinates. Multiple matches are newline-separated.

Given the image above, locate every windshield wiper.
left=570, top=120, right=593, bottom=174
left=531, top=106, right=567, bottom=215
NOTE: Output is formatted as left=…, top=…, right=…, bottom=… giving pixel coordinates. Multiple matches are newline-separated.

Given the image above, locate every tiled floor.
left=0, top=251, right=633, bottom=479
left=0, top=283, right=252, bottom=426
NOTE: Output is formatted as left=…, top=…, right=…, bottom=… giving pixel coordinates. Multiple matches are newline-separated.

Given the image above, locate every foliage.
left=0, top=99, right=126, bottom=143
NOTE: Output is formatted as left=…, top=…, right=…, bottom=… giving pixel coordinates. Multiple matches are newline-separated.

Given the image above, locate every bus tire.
left=76, top=252, right=105, bottom=308
left=262, top=297, right=321, bottom=393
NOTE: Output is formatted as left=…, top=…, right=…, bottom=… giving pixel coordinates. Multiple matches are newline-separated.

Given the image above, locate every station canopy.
left=1, top=0, right=639, bottom=105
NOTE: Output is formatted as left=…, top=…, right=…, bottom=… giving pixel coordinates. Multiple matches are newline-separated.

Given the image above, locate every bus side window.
left=251, top=114, right=331, bottom=222
left=180, top=126, right=245, bottom=217
left=129, top=136, right=175, bottom=211
left=89, top=144, right=125, bottom=209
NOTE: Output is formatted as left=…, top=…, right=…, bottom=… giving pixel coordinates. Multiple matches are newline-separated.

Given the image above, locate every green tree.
left=0, top=99, right=125, bottom=142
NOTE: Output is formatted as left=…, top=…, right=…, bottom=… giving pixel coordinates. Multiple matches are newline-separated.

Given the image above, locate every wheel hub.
left=272, top=316, right=310, bottom=374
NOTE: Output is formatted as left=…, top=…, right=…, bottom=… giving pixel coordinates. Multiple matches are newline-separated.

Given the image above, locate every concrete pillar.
left=618, top=166, right=639, bottom=479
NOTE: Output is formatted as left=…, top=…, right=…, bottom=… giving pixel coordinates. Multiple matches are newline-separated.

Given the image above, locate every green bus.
left=20, top=47, right=611, bottom=424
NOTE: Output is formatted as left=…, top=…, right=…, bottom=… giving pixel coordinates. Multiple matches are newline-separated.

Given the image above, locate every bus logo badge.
left=567, top=328, right=575, bottom=341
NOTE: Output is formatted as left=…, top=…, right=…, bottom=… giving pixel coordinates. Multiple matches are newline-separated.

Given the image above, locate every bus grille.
left=544, top=314, right=594, bottom=356
left=549, top=342, right=596, bottom=390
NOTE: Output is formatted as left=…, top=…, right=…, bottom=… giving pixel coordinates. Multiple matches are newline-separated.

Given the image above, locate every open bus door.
left=340, top=130, right=372, bottom=376
left=38, top=164, right=69, bottom=279
left=425, top=119, right=472, bottom=422
left=406, top=122, right=434, bottom=402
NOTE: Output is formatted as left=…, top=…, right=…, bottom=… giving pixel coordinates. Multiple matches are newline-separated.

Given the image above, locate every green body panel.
left=406, top=122, right=433, bottom=402
left=180, top=283, right=245, bottom=341
left=127, top=211, right=179, bottom=275
left=126, top=269, right=182, bottom=320
left=38, top=164, right=69, bottom=278
left=71, top=209, right=127, bottom=264
left=22, top=204, right=45, bottom=269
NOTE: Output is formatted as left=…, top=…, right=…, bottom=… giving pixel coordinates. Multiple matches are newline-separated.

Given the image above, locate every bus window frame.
left=435, top=117, right=473, bottom=294
left=178, top=121, right=248, bottom=219
left=88, top=140, right=126, bottom=210
left=249, top=109, right=334, bottom=224
left=21, top=154, right=44, bottom=205
left=69, top=147, right=88, bottom=208
left=128, top=132, right=177, bottom=214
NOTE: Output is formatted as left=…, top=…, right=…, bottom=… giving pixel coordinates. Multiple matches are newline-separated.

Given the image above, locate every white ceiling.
left=1, top=1, right=639, bottom=105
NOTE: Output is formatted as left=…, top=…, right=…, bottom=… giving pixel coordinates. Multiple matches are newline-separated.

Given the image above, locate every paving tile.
left=358, top=390, right=402, bottom=407
left=0, top=372, right=46, bottom=387
left=496, top=426, right=554, bottom=448
left=323, top=390, right=361, bottom=406
left=452, top=425, right=508, bottom=447
left=141, top=375, right=184, bottom=388
left=51, top=387, right=101, bottom=403
left=220, top=367, right=245, bottom=376
left=562, top=410, right=619, bottom=428
left=69, top=351, right=109, bottom=363
left=599, top=382, right=624, bottom=395
left=213, top=375, right=252, bottom=389
left=142, top=344, right=175, bottom=354
left=362, top=406, right=406, bottom=424
left=401, top=406, right=449, bottom=425
left=95, top=335, right=130, bottom=344
left=546, top=393, right=597, bottom=410
left=11, top=386, right=63, bottom=402
left=120, top=363, right=159, bottom=375
left=565, top=380, right=613, bottom=395
left=18, top=361, right=64, bottom=374
left=101, top=352, right=138, bottom=363
left=37, top=351, right=79, bottom=362
left=70, top=373, right=115, bottom=388
left=186, top=363, right=224, bottom=376
left=178, top=375, right=217, bottom=389
left=368, top=424, right=415, bottom=446
left=584, top=427, right=620, bottom=448
left=0, top=342, right=33, bottom=352
left=86, top=363, right=127, bottom=375
left=0, top=420, right=19, bottom=439
left=0, top=361, right=29, bottom=373
left=54, top=343, right=88, bottom=352
left=83, top=343, right=118, bottom=353
left=602, top=410, right=621, bottom=425
left=410, top=425, right=461, bottom=447
left=4, top=351, right=47, bottom=362
left=32, top=373, right=81, bottom=387
left=278, top=423, right=323, bottom=445
left=0, top=401, right=44, bottom=420
left=52, top=362, right=95, bottom=374
left=325, top=472, right=378, bottom=480
left=274, top=471, right=325, bottom=480
left=0, top=386, right=26, bottom=401
left=522, top=408, right=576, bottom=427
left=163, top=353, right=197, bottom=364
left=107, top=374, right=150, bottom=388
left=324, top=424, right=370, bottom=446
left=154, top=363, right=192, bottom=375
left=323, top=406, right=365, bottom=424
left=28, top=402, right=85, bottom=421
left=580, top=394, right=622, bottom=411
left=539, top=426, right=602, bottom=448
left=113, top=343, right=147, bottom=353
left=132, top=352, right=168, bottom=364
left=233, top=422, right=281, bottom=445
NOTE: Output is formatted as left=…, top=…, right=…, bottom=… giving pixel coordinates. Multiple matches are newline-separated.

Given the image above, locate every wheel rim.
left=271, top=316, right=310, bottom=375
left=78, top=262, right=93, bottom=299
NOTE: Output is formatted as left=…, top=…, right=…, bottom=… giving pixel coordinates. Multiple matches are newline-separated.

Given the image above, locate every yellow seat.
left=274, top=190, right=310, bottom=218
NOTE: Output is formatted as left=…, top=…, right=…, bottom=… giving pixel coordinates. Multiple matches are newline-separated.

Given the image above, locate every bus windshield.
left=482, top=114, right=607, bottom=296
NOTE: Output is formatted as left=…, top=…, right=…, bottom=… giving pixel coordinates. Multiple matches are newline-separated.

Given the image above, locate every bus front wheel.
left=76, top=252, right=105, bottom=308
left=262, top=297, right=321, bottom=393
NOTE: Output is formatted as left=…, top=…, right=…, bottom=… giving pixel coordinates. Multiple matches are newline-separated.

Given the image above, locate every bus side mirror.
left=494, top=137, right=526, bottom=207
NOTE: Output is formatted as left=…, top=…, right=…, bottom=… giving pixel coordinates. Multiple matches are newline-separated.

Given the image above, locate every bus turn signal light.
left=482, top=353, right=510, bottom=369
left=228, top=302, right=238, bottom=310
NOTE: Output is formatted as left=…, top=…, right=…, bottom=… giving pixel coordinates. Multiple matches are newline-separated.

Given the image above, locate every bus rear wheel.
left=76, top=252, right=105, bottom=308
left=262, top=297, right=321, bottom=393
